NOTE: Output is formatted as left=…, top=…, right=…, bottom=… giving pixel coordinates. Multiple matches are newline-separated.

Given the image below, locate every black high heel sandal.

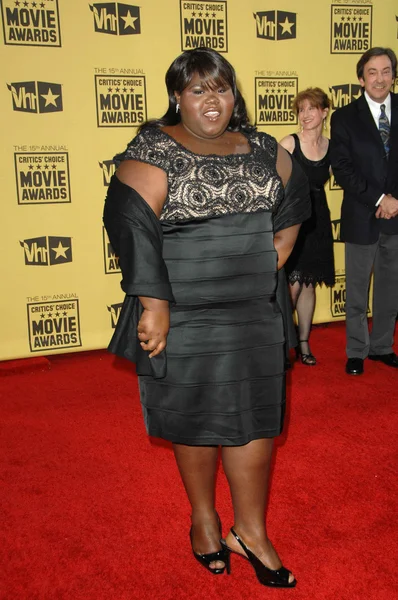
left=296, top=339, right=316, bottom=366
left=190, top=516, right=231, bottom=575
left=221, top=528, right=296, bottom=588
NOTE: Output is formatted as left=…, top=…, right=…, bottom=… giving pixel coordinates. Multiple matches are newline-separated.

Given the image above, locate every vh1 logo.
left=99, top=160, right=115, bottom=186
left=89, top=3, right=141, bottom=35
left=107, top=302, right=123, bottom=328
left=7, top=81, right=62, bottom=113
left=329, top=84, right=362, bottom=109
left=20, top=236, right=72, bottom=266
left=253, top=10, right=296, bottom=40
left=331, top=219, right=343, bottom=243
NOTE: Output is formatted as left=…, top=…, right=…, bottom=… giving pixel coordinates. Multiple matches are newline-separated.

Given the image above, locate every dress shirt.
left=364, top=91, right=392, bottom=126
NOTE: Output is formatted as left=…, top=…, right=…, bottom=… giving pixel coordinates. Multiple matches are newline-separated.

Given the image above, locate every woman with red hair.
left=280, top=88, right=335, bottom=365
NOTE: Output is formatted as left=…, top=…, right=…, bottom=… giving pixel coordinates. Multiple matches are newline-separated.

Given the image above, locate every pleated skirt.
left=139, top=210, right=286, bottom=446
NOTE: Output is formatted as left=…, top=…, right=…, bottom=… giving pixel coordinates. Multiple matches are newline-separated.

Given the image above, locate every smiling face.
left=297, top=99, right=328, bottom=131
left=359, top=54, right=394, bottom=103
left=175, top=72, right=235, bottom=140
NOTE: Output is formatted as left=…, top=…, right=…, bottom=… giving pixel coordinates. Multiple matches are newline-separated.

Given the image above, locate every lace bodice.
left=115, top=127, right=284, bottom=221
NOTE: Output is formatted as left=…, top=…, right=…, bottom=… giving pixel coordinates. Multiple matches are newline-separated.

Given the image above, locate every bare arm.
left=116, top=160, right=170, bottom=357
left=279, top=135, right=295, bottom=155
left=274, top=144, right=301, bottom=269
left=116, top=159, right=167, bottom=218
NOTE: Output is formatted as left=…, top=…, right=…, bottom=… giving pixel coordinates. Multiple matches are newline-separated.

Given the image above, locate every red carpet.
left=1, top=322, right=397, bottom=600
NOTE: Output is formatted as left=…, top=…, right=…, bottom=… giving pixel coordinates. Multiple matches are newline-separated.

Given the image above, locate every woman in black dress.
left=104, top=49, right=310, bottom=588
left=280, top=88, right=335, bottom=365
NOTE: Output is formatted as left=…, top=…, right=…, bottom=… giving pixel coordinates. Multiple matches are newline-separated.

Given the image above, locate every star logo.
left=279, top=16, right=294, bottom=35
left=51, top=240, right=70, bottom=260
left=36, top=82, right=63, bottom=113
left=121, top=9, right=138, bottom=30
left=47, top=236, right=72, bottom=264
left=40, top=87, right=59, bottom=107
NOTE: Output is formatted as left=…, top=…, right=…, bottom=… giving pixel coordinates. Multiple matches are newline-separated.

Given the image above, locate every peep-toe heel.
left=190, top=515, right=230, bottom=575
left=221, top=528, right=296, bottom=588
left=190, top=541, right=230, bottom=574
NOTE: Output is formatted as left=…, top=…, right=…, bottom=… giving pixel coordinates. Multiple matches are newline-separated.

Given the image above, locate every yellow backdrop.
left=1, top=0, right=396, bottom=360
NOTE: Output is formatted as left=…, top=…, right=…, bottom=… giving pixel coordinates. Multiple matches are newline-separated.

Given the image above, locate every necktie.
left=378, top=104, right=390, bottom=156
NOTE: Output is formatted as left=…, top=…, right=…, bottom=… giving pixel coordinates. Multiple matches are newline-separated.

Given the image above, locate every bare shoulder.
left=279, top=135, right=295, bottom=154
left=116, top=160, right=168, bottom=218
left=276, top=144, right=292, bottom=187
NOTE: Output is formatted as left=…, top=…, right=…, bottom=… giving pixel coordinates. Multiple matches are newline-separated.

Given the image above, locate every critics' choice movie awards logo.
left=102, top=227, right=120, bottom=273
left=27, top=298, right=82, bottom=351
left=255, top=77, right=298, bottom=126
left=7, top=81, right=62, bottom=113
left=1, top=0, right=61, bottom=46
left=14, top=151, right=71, bottom=204
left=95, top=73, right=146, bottom=127
left=20, top=236, right=72, bottom=266
left=331, top=275, right=346, bottom=317
left=253, top=10, right=296, bottom=40
left=180, top=1, right=228, bottom=52
left=330, top=275, right=370, bottom=317
left=330, top=4, right=372, bottom=54
left=89, top=2, right=140, bottom=35
left=99, top=159, right=115, bottom=185
left=107, top=302, right=123, bottom=328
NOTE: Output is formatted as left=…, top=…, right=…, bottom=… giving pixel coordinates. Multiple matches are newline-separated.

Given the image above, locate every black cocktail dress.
left=104, top=127, right=310, bottom=446
left=285, top=133, right=335, bottom=287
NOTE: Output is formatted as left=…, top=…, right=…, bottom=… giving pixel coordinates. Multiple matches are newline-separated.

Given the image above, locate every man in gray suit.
left=330, top=47, right=398, bottom=375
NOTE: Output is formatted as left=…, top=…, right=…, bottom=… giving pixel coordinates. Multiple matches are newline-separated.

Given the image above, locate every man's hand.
left=137, top=299, right=169, bottom=358
left=376, top=195, right=398, bottom=219
left=375, top=205, right=391, bottom=219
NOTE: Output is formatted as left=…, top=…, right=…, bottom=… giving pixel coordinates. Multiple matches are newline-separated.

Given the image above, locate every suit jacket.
left=330, top=92, right=398, bottom=244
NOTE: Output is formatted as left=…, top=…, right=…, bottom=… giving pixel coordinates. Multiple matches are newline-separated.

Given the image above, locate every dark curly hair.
left=140, top=48, right=255, bottom=133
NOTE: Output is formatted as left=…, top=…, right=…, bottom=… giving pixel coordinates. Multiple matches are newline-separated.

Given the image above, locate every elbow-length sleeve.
left=103, top=176, right=173, bottom=300
left=102, top=169, right=174, bottom=378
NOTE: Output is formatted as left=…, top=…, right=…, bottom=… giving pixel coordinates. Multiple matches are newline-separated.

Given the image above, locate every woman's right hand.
left=137, top=299, right=170, bottom=358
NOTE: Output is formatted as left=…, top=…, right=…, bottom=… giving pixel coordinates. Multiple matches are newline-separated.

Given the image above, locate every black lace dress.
left=285, top=134, right=335, bottom=287
left=107, top=127, right=310, bottom=446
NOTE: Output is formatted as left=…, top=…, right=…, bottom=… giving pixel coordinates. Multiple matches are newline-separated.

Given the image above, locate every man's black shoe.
left=345, top=357, right=364, bottom=375
left=368, top=353, right=398, bottom=368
